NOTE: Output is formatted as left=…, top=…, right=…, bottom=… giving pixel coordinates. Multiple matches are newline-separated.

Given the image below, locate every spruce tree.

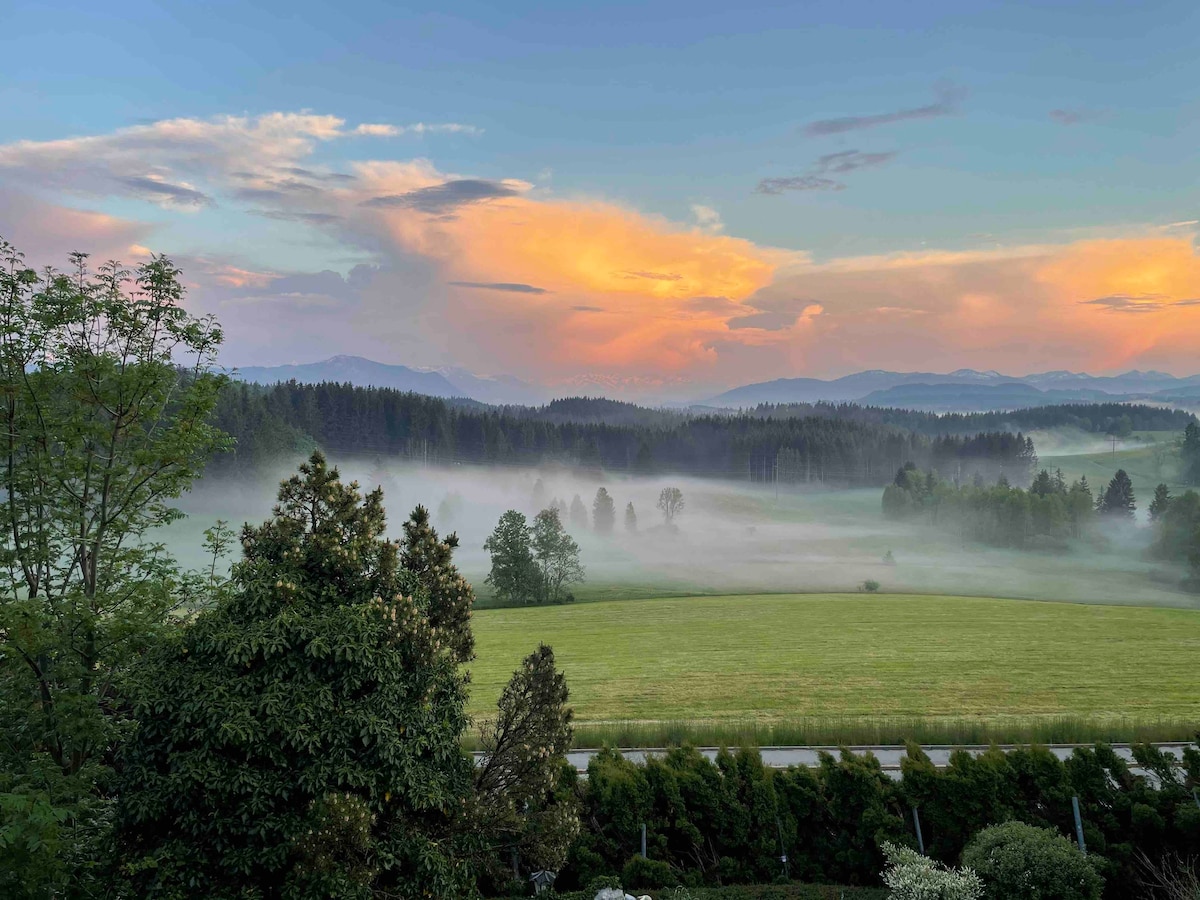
left=1149, top=483, right=1172, bottom=522
left=1183, top=422, right=1200, bottom=485
left=592, top=487, right=616, bottom=534
left=1098, top=469, right=1136, bottom=518
left=625, top=501, right=638, bottom=533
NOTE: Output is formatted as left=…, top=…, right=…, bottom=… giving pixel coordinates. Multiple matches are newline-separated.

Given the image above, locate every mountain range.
left=229, top=356, right=1200, bottom=412
left=230, top=356, right=549, bottom=406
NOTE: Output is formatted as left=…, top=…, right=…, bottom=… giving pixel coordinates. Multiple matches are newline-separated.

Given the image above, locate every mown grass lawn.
left=468, top=593, right=1200, bottom=729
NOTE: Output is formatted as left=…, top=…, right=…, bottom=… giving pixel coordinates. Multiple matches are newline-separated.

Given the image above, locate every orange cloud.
left=352, top=172, right=796, bottom=375
left=748, top=235, right=1200, bottom=379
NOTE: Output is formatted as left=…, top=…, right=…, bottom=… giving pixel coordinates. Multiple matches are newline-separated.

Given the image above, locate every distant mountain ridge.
left=229, top=356, right=1200, bottom=412
left=706, top=368, right=1200, bottom=410
left=230, top=356, right=547, bottom=405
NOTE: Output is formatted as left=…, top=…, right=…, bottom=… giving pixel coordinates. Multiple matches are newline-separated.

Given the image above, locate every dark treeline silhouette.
left=211, top=381, right=1040, bottom=484
left=745, top=400, right=1195, bottom=436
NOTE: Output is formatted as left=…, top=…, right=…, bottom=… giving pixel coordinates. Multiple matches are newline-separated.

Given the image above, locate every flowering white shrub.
left=882, top=841, right=984, bottom=900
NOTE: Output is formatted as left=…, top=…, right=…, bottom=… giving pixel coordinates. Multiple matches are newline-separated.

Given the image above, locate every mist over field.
left=168, top=445, right=1197, bottom=610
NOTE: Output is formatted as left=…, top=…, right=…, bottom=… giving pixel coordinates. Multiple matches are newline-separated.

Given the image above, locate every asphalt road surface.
left=474, top=742, right=1191, bottom=778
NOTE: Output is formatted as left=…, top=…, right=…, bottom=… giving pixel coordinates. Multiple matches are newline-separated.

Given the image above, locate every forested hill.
left=740, top=401, right=1196, bottom=436
left=211, top=381, right=1038, bottom=485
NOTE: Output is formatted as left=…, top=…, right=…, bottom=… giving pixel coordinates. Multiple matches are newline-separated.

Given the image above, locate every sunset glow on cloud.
left=1, top=108, right=1198, bottom=390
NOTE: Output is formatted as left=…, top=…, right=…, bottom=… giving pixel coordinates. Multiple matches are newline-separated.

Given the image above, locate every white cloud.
left=691, top=204, right=724, bottom=234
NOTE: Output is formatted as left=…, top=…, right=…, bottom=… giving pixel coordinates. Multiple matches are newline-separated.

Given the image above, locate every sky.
left=1, top=0, right=1199, bottom=395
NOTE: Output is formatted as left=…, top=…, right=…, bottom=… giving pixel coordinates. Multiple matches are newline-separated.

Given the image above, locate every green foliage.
left=532, top=508, right=585, bottom=603
left=861, top=580, right=880, bottom=593
left=1183, top=422, right=1200, bottom=486
left=0, top=239, right=227, bottom=896
left=1096, top=469, right=1136, bottom=519
left=961, top=821, right=1103, bottom=900
left=594, top=488, right=617, bottom=534
left=474, top=644, right=580, bottom=888
left=1152, top=488, right=1200, bottom=588
left=113, top=453, right=476, bottom=898
left=623, top=854, right=679, bottom=889
left=880, top=841, right=982, bottom=900
left=564, top=745, right=908, bottom=892
left=1149, top=483, right=1172, bottom=522
left=882, top=465, right=1095, bottom=547
left=485, top=510, right=541, bottom=604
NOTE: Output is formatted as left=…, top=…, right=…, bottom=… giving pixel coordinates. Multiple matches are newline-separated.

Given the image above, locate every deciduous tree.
left=484, top=510, right=539, bottom=604
left=114, top=453, right=477, bottom=898
left=0, top=241, right=227, bottom=896
left=531, top=508, right=584, bottom=603
left=656, top=487, right=685, bottom=525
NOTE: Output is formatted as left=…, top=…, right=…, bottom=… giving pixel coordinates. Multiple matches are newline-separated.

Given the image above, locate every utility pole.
left=1110, top=435, right=1119, bottom=456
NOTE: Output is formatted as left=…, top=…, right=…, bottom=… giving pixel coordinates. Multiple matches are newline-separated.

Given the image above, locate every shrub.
left=623, top=855, right=678, bottom=889
left=962, top=821, right=1103, bottom=900
left=862, top=580, right=881, bottom=592
left=880, top=841, right=982, bottom=899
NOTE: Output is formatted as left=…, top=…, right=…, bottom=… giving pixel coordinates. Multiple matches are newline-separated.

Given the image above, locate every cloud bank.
left=1, top=111, right=1199, bottom=392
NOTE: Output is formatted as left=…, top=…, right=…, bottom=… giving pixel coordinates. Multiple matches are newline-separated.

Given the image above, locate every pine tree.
left=569, top=493, right=589, bottom=530
left=592, top=487, right=616, bottom=534
left=1098, top=469, right=1137, bottom=518
left=1183, top=422, right=1200, bottom=486
left=625, top=501, right=638, bottom=533
left=1149, top=483, right=1172, bottom=522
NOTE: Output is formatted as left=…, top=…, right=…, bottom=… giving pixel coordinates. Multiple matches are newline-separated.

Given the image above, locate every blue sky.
left=1, top=0, right=1198, bottom=387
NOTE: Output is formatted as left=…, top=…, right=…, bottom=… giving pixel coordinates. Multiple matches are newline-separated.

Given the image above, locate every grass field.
left=468, top=593, right=1200, bottom=745
left=1039, top=435, right=1188, bottom=503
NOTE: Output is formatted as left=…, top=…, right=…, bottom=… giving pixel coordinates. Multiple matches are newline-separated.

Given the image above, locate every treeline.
left=556, top=741, right=1200, bottom=898
left=211, top=381, right=1037, bottom=485
left=1150, top=484, right=1200, bottom=586
left=882, top=464, right=1107, bottom=549
left=749, top=401, right=1196, bottom=437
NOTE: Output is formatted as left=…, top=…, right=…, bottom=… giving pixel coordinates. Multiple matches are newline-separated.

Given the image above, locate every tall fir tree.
left=592, top=487, right=616, bottom=534
left=1098, top=469, right=1137, bottom=518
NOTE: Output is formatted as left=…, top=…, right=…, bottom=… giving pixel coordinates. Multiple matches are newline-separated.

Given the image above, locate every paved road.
left=475, top=743, right=1192, bottom=777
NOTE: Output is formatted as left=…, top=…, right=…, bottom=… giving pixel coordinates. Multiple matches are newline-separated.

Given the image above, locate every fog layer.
left=163, top=454, right=1197, bottom=610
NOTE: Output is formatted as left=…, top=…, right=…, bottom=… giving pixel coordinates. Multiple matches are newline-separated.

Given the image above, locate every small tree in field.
left=657, top=487, right=685, bottom=525
left=592, top=487, right=616, bottom=534
left=532, top=508, right=584, bottom=603
left=484, top=510, right=539, bottom=604
left=625, top=501, right=638, bottom=533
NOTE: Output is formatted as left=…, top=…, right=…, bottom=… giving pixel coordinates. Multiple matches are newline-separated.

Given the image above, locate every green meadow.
left=468, top=592, right=1200, bottom=745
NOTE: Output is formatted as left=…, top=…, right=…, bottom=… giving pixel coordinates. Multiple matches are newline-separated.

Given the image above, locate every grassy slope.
left=469, top=593, right=1200, bottom=733
left=1039, top=438, right=1188, bottom=502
